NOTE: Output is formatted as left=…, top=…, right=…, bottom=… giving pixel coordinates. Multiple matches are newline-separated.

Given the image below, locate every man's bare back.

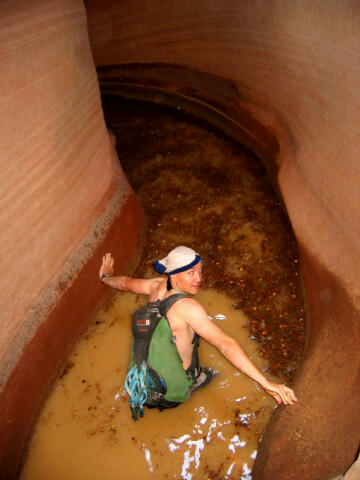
left=147, top=270, right=201, bottom=370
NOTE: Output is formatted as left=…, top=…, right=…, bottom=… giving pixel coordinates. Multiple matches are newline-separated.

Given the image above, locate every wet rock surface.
left=102, top=96, right=305, bottom=381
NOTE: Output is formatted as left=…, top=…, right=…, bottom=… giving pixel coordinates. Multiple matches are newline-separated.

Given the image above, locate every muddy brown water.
left=20, top=98, right=305, bottom=479
left=21, top=290, right=277, bottom=480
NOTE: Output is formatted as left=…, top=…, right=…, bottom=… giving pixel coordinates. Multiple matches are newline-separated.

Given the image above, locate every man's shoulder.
left=126, top=276, right=164, bottom=296
left=171, top=296, right=204, bottom=315
left=148, top=277, right=166, bottom=296
left=176, top=295, right=200, bottom=304
left=149, top=277, right=164, bottom=286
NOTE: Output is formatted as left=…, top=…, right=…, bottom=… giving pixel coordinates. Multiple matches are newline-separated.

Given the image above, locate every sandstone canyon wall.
left=84, top=1, right=360, bottom=479
left=1, top=0, right=359, bottom=479
left=0, top=1, right=143, bottom=477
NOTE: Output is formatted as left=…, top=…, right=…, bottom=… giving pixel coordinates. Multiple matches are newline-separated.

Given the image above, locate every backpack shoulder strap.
left=159, top=293, right=191, bottom=317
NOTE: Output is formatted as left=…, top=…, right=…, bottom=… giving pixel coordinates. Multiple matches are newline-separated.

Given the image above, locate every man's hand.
left=263, top=381, right=298, bottom=405
left=99, top=253, right=114, bottom=279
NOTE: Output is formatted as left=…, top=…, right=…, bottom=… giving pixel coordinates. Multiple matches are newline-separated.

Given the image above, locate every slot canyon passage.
left=2, top=1, right=360, bottom=479
left=20, top=99, right=305, bottom=479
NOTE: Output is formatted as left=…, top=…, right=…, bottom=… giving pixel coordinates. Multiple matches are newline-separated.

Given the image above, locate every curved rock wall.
left=84, top=0, right=360, bottom=478
left=0, top=1, right=143, bottom=477
left=1, top=0, right=359, bottom=478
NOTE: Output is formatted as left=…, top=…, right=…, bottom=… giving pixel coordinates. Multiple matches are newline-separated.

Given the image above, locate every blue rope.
left=124, top=362, right=155, bottom=420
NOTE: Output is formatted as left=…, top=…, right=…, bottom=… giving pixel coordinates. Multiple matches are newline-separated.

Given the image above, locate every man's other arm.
left=178, top=298, right=298, bottom=406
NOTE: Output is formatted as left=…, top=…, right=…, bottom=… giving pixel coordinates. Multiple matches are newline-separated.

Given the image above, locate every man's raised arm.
left=99, top=253, right=161, bottom=295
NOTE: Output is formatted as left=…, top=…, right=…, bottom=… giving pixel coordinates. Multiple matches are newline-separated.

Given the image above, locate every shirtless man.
left=99, top=246, right=297, bottom=407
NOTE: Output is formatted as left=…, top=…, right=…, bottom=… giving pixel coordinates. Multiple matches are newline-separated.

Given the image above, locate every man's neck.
left=171, top=288, right=184, bottom=294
